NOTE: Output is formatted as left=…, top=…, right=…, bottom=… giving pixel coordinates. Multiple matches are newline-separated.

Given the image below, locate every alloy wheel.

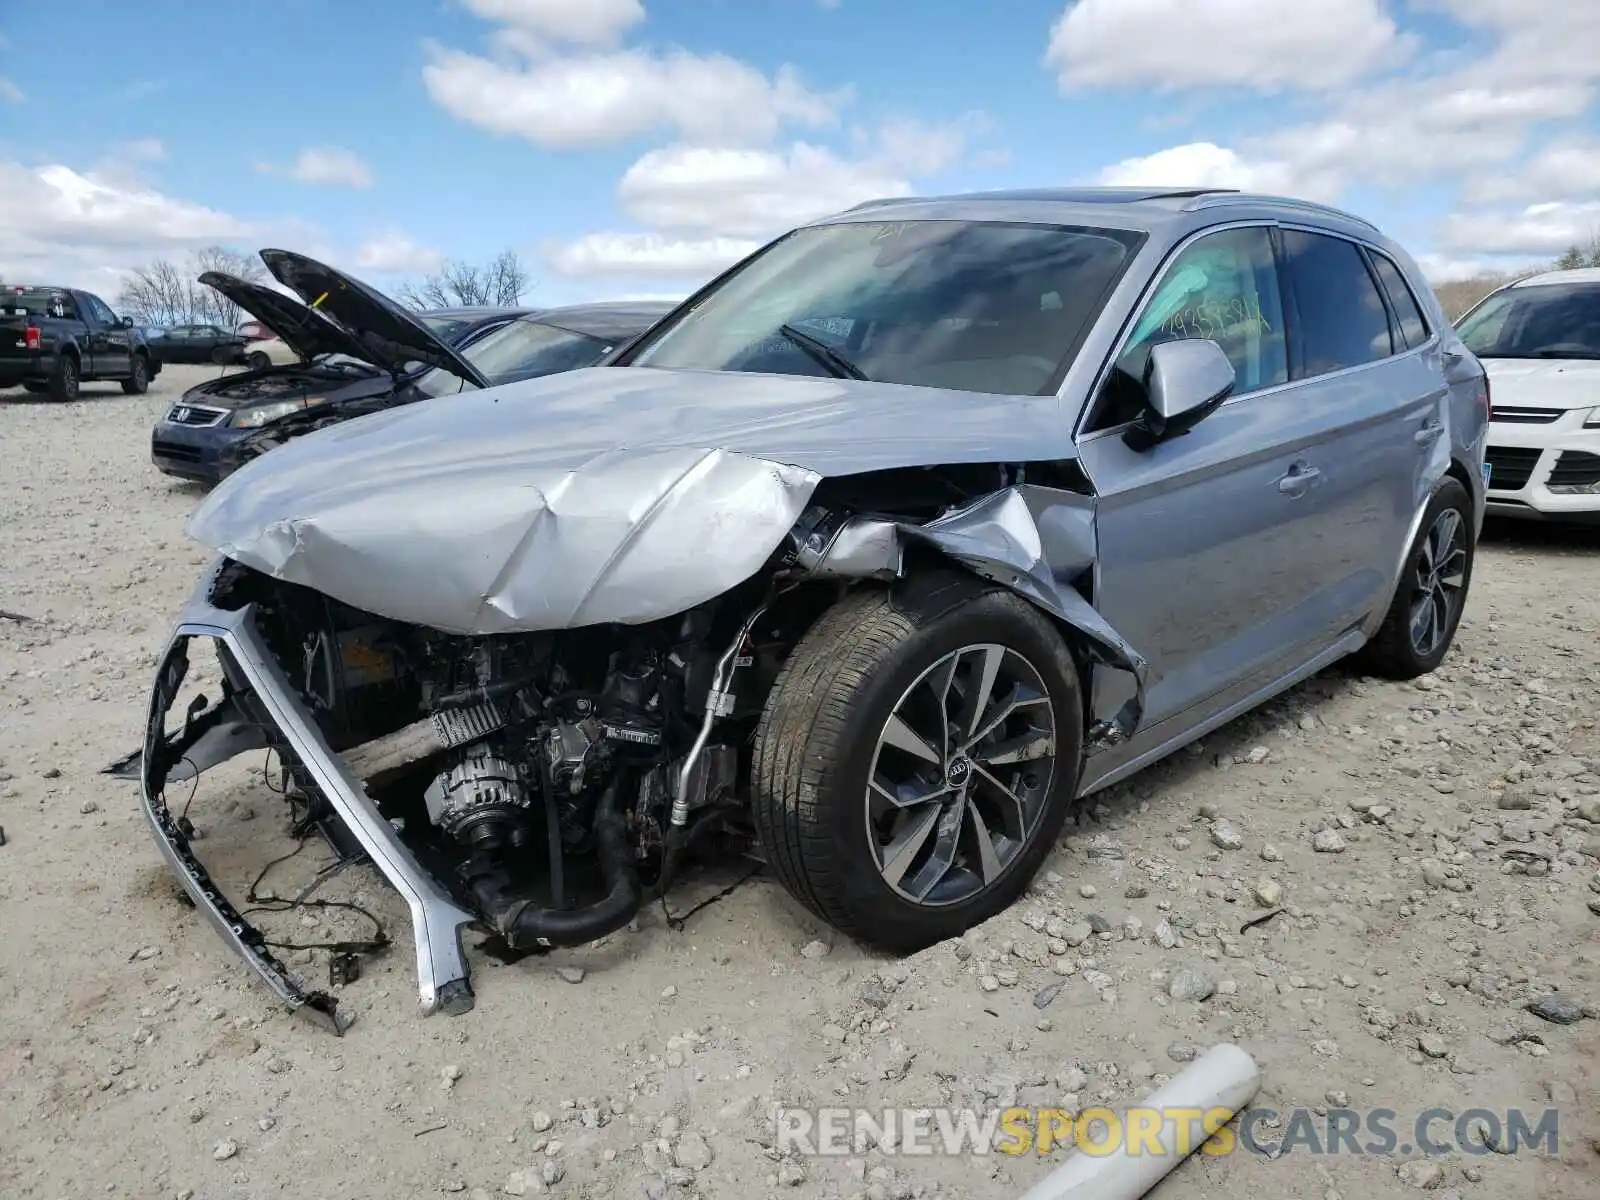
left=865, top=643, right=1058, bottom=907
left=1409, top=508, right=1467, bottom=658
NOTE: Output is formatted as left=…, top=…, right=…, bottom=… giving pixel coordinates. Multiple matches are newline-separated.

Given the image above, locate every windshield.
left=410, top=319, right=614, bottom=399
left=623, top=220, right=1143, bottom=395
left=1457, top=282, right=1600, bottom=359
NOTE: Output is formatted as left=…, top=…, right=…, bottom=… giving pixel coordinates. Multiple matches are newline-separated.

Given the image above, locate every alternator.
left=423, top=747, right=531, bottom=852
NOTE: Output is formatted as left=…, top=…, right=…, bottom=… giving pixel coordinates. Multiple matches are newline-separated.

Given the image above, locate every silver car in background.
left=131, top=186, right=1490, bottom=1028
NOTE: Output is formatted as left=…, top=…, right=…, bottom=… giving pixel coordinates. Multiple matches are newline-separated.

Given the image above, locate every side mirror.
left=119, top=315, right=136, bottom=328
left=1122, top=339, right=1236, bottom=451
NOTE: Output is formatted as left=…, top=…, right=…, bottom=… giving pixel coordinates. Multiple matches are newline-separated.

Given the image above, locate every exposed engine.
left=191, top=359, right=380, bottom=405
left=215, top=559, right=789, bottom=951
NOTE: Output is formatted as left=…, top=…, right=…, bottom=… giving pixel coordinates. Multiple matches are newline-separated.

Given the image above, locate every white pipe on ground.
left=1017, top=1043, right=1262, bottom=1200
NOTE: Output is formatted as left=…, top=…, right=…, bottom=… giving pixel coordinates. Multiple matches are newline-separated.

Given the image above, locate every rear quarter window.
left=1368, top=252, right=1430, bottom=349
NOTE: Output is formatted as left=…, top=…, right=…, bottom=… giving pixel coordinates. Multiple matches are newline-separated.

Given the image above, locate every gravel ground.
left=1, top=365, right=1597, bottom=1200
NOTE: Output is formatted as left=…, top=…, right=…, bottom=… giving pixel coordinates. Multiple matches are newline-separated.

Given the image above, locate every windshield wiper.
left=1533, top=348, right=1600, bottom=359
left=776, top=323, right=867, bottom=380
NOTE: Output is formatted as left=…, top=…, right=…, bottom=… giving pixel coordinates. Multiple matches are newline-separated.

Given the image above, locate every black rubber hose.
left=467, top=777, right=641, bottom=950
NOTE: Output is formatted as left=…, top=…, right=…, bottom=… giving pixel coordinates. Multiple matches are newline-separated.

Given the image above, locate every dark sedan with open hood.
left=149, top=249, right=527, bottom=483
left=218, top=299, right=675, bottom=473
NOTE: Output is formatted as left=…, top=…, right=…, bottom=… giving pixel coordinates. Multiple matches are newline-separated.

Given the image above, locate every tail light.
left=1472, top=371, right=1491, bottom=423
left=24, top=326, right=40, bottom=351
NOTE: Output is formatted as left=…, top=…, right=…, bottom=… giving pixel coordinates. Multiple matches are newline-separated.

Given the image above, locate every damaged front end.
left=131, top=382, right=1149, bottom=1026
left=135, top=555, right=792, bottom=1027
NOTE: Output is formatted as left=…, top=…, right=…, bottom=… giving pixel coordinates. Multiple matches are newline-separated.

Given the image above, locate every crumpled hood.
left=187, top=366, right=1066, bottom=633
left=1482, top=357, right=1600, bottom=412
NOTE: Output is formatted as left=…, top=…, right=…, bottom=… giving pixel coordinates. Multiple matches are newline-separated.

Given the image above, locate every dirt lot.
left=1, top=365, right=1597, bottom=1200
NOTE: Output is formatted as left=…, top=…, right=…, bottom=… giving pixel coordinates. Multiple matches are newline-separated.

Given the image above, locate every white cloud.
left=266, top=146, right=375, bottom=189
left=1079, top=3, right=1600, bottom=265
left=863, top=112, right=992, bottom=176
left=1094, top=141, right=1344, bottom=203
left=0, top=160, right=289, bottom=294
left=1046, top=0, right=1405, bottom=92
left=1463, top=140, right=1600, bottom=205
left=352, top=231, right=444, bottom=274
left=1438, top=201, right=1600, bottom=258
left=465, top=0, right=643, bottom=44
left=545, top=232, right=762, bottom=278
left=617, top=142, right=908, bottom=239
left=550, top=112, right=993, bottom=278
left=423, top=43, right=846, bottom=149
left=0, top=76, right=22, bottom=104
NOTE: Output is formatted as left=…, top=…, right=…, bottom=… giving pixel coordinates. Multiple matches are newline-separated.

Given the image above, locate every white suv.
left=1458, top=267, right=1600, bottom=524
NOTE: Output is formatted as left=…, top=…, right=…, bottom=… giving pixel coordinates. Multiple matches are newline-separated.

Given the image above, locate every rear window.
left=3, top=290, right=76, bottom=319
left=1280, top=231, right=1393, bottom=376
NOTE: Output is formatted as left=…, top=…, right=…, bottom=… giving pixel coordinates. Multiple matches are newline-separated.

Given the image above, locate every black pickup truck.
left=1, top=285, right=162, bottom=400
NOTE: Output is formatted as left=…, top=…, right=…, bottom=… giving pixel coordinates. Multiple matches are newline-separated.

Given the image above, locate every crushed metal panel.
left=899, top=486, right=1148, bottom=742
left=802, top=486, right=1149, bottom=743
left=793, top=509, right=903, bottom=579
left=195, top=445, right=822, bottom=636
left=186, top=367, right=1064, bottom=635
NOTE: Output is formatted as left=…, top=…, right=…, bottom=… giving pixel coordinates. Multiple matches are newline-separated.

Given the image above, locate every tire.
left=247, top=351, right=271, bottom=372
left=751, top=575, right=1084, bottom=954
left=120, top=353, right=149, bottom=395
left=1356, top=478, right=1475, bottom=679
left=47, top=354, right=79, bottom=403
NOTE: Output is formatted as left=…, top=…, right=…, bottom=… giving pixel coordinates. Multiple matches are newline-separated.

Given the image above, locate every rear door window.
left=1368, top=251, right=1430, bottom=349
left=1280, top=230, right=1394, bottom=375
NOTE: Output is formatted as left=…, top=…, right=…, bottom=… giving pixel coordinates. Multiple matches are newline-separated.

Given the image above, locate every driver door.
left=1074, top=224, right=1346, bottom=748
left=83, top=294, right=133, bottom=376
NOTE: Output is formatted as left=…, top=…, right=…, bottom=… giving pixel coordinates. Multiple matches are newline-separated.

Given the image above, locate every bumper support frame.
left=138, top=577, right=479, bottom=1028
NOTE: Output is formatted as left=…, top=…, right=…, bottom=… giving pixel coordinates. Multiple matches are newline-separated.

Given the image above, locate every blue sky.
left=2, top=0, right=1597, bottom=308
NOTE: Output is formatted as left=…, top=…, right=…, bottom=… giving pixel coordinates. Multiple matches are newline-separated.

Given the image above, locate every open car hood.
left=198, top=272, right=369, bottom=365
left=260, top=248, right=488, bottom=387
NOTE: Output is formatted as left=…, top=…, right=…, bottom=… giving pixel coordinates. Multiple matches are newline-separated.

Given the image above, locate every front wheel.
left=751, top=577, right=1083, bottom=953
left=247, top=351, right=271, bottom=372
left=1357, top=478, right=1475, bottom=679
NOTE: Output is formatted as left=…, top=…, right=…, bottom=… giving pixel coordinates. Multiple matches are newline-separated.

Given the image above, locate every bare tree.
left=118, top=257, right=195, bottom=326
left=396, top=249, right=532, bottom=310
left=118, top=245, right=268, bottom=328
left=484, top=248, right=531, bottom=306
left=189, top=246, right=268, bottom=328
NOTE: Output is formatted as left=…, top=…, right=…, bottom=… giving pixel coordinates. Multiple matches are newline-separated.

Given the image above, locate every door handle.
left=1276, top=462, right=1321, bottom=497
left=1415, top=420, right=1444, bottom=445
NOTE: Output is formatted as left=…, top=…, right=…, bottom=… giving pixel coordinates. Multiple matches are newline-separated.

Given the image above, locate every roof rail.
left=1184, top=192, right=1379, bottom=232
left=844, top=186, right=1241, bottom=213
left=842, top=196, right=905, bottom=212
